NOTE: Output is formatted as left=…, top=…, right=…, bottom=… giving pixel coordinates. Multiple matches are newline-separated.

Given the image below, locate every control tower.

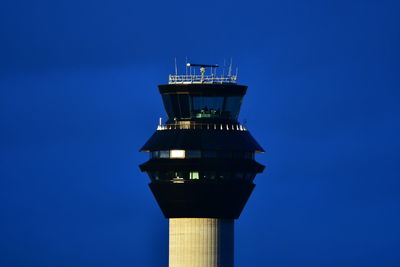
left=139, top=63, right=265, bottom=267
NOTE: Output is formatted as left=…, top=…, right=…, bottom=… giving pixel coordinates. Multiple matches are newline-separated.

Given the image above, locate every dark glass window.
left=203, top=151, right=217, bottom=158
left=159, top=150, right=170, bottom=158
left=217, top=151, right=232, bottom=158
left=234, top=172, right=244, bottom=179
left=186, top=150, right=201, bottom=158
left=162, top=95, right=174, bottom=119
left=169, top=95, right=181, bottom=119
left=178, top=94, right=191, bottom=119
left=162, top=94, right=243, bottom=120
left=244, top=152, right=254, bottom=159
left=224, top=96, right=242, bottom=119
left=162, top=94, right=191, bottom=119
left=203, top=171, right=216, bottom=179
left=218, top=172, right=230, bottom=179
left=232, top=151, right=244, bottom=158
left=158, top=171, right=173, bottom=180
left=151, top=151, right=159, bottom=159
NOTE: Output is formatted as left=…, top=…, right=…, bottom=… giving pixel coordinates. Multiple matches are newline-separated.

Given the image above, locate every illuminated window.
left=173, top=172, right=184, bottom=179
left=170, top=150, right=185, bottom=158
left=172, top=171, right=185, bottom=183
left=189, top=172, right=199, bottom=179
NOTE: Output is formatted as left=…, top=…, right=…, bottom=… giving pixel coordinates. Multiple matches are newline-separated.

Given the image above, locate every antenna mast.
left=228, top=58, right=232, bottom=76
left=185, top=57, right=188, bottom=76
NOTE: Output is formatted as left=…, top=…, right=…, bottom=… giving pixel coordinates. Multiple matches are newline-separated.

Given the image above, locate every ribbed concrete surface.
left=169, top=218, right=234, bottom=267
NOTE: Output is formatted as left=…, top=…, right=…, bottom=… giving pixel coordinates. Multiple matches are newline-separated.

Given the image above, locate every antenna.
left=228, top=58, right=232, bottom=76
left=185, top=56, right=188, bottom=76
left=174, top=58, right=178, bottom=75
left=236, top=66, right=238, bottom=77
left=222, top=59, right=226, bottom=77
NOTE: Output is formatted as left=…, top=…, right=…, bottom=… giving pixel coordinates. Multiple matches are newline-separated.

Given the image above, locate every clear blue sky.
left=1, top=0, right=399, bottom=266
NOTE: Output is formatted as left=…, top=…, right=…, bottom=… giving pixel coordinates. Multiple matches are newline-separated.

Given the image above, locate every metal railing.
left=157, top=122, right=247, bottom=131
left=169, top=75, right=237, bottom=84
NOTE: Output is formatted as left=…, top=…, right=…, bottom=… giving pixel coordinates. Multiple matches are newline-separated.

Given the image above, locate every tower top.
left=169, top=63, right=237, bottom=85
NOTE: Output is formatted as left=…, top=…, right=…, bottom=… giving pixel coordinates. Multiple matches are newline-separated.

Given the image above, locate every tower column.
left=169, top=218, right=234, bottom=267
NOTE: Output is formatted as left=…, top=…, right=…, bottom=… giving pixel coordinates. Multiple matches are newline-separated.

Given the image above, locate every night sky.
left=1, top=0, right=400, bottom=266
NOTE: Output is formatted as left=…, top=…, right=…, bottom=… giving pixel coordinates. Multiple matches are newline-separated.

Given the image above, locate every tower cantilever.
left=139, top=63, right=265, bottom=267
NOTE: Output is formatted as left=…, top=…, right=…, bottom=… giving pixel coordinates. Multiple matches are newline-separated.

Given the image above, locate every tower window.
left=150, top=151, right=159, bottom=158
left=217, top=151, right=232, bottom=158
left=160, top=150, right=170, bottom=158
left=173, top=171, right=185, bottom=179
left=203, top=151, right=217, bottom=158
left=186, top=150, right=201, bottom=158
left=170, top=150, right=185, bottom=158
left=219, top=172, right=230, bottom=179
left=244, top=152, right=254, bottom=159
left=189, top=172, right=199, bottom=179
left=234, top=172, right=244, bottom=179
left=151, top=150, right=253, bottom=159
left=203, top=172, right=216, bottom=179
left=232, top=151, right=244, bottom=158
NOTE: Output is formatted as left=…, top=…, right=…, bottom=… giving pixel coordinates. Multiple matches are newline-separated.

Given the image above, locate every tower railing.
left=157, top=122, right=247, bottom=131
left=169, top=75, right=237, bottom=84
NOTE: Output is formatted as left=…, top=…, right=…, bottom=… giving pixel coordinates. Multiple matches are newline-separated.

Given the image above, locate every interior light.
left=170, top=150, right=185, bottom=158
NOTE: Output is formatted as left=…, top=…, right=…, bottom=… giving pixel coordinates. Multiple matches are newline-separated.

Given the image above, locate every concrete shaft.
left=169, top=218, right=234, bottom=267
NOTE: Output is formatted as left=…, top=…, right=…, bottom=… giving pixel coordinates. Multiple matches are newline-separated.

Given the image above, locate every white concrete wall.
left=169, top=218, right=234, bottom=267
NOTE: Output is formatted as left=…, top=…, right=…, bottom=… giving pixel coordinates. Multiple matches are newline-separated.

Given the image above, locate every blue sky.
left=1, top=0, right=399, bottom=266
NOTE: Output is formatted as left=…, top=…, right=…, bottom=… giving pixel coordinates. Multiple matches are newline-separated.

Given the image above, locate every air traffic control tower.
left=139, top=63, right=265, bottom=267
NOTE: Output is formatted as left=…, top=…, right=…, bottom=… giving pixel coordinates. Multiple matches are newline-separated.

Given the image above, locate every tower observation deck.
left=139, top=63, right=265, bottom=267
